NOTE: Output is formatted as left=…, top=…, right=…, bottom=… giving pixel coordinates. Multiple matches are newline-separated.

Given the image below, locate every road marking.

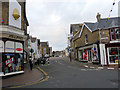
left=95, top=69, right=99, bottom=70
left=84, top=65, right=88, bottom=68
left=58, top=62, right=64, bottom=65
left=9, top=67, right=49, bottom=88
left=98, top=67, right=104, bottom=69
left=80, top=69, right=87, bottom=71
left=90, top=67, right=95, bottom=69
left=107, top=68, right=115, bottom=70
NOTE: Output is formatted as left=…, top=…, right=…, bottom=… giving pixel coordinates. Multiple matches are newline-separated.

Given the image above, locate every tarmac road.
left=23, top=57, right=119, bottom=88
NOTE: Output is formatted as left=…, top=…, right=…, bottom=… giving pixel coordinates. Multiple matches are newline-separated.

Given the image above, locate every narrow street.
left=22, top=57, right=118, bottom=88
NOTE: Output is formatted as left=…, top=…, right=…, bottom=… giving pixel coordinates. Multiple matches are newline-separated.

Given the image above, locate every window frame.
left=110, top=28, right=120, bottom=41
left=85, top=34, right=88, bottom=44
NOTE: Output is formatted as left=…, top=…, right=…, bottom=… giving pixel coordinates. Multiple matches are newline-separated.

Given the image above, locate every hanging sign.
left=5, top=57, right=15, bottom=65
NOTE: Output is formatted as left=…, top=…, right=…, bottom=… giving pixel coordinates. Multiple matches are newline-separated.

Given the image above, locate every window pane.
left=116, top=34, right=119, bottom=39
left=109, top=48, right=118, bottom=55
left=111, top=34, right=115, bottom=40
left=111, top=29, right=114, bottom=33
left=109, top=56, right=118, bottom=63
left=115, top=28, right=120, bottom=34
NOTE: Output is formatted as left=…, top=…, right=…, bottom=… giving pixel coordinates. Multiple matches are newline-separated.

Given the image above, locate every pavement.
left=63, top=56, right=119, bottom=70
left=2, top=63, right=44, bottom=89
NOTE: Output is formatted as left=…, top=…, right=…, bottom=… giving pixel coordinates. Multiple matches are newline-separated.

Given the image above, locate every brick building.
left=70, top=13, right=120, bottom=66
left=0, top=0, right=29, bottom=76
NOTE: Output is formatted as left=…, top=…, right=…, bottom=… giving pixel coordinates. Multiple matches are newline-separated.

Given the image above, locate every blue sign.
left=5, top=54, right=15, bottom=56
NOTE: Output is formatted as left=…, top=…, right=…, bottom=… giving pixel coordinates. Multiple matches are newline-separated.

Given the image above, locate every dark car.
left=40, top=57, right=46, bottom=65
left=56, top=55, right=59, bottom=57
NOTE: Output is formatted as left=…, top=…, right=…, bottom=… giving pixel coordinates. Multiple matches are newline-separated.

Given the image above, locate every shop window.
left=109, top=47, right=119, bottom=64
left=3, top=53, right=23, bottom=74
left=5, top=41, right=14, bottom=53
left=115, top=28, right=120, bottom=40
left=85, top=34, right=88, bottom=44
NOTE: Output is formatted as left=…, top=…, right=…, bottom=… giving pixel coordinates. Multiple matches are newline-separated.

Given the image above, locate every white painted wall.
left=9, top=0, right=21, bottom=29
left=31, top=40, right=39, bottom=60
left=99, top=44, right=107, bottom=65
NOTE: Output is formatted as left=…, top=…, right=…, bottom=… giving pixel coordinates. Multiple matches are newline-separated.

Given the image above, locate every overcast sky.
left=26, top=0, right=118, bottom=51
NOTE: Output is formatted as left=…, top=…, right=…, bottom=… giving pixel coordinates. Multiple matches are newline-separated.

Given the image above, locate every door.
left=88, top=50, right=92, bottom=63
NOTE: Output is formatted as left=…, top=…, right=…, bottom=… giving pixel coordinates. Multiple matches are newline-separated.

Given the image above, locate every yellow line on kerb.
left=9, top=67, right=49, bottom=88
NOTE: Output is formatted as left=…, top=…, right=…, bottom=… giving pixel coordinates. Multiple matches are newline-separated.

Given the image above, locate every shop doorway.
left=88, top=50, right=92, bottom=63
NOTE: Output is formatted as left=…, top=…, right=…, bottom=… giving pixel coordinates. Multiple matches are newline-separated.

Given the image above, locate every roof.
left=78, top=17, right=120, bottom=38
left=84, top=17, right=120, bottom=31
left=70, top=24, right=82, bottom=34
left=31, top=37, right=37, bottom=43
left=40, top=42, right=49, bottom=46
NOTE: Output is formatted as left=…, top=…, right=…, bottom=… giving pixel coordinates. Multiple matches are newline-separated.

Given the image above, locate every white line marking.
left=98, top=67, right=104, bottom=69
left=81, top=69, right=87, bottom=71
left=107, top=68, right=115, bottom=70
left=90, top=67, right=95, bottom=69
left=84, top=65, right=88, bottom=68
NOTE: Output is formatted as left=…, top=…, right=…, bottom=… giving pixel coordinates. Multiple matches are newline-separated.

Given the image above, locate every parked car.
left=40, top=57, right=46, bottom=65
left=56, top=55, right=59, bottom=57
left=44, top=54, right=49, bottom=58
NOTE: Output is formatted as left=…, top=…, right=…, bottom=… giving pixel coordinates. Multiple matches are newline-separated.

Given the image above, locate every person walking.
left=69, top=52, right=72, bottom=62
left=29, top=57, right=33, bottom=71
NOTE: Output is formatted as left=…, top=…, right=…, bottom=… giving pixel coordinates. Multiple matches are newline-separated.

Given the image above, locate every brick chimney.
left=96, top=13, right=101, bottom=22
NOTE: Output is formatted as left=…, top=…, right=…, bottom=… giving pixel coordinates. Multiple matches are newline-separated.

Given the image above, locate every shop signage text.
left=5, top=57, right=15, bottom=65
left=8, top=35, right=23, bottom=40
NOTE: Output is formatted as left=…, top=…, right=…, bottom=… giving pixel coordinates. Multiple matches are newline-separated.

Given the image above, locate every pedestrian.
left=43, top=57, right=46, bottom=66
left=47, top=58, right=50, bottom=65
left=29, top=59, right=33, bottom=71
left=37, top=59, right=39, bottom=65
left=2, top=62, right=5, bottom=75
left=69, top=52, right=72, bottom=62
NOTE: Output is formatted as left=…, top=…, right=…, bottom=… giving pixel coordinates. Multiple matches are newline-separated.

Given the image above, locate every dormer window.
left=85, top=34, right=88, bottom=44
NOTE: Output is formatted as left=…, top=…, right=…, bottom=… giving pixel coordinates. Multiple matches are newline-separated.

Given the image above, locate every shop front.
left=78, top=44, right=100, bottom=63
left=106, top=43, right=120, bottom=65
left=0, top=39, right=24, bottom=76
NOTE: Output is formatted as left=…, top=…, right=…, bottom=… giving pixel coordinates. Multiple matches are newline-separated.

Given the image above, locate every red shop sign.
left=16, top=48, right=23, bottom=51
left=5, top=57, right=15, bottom=65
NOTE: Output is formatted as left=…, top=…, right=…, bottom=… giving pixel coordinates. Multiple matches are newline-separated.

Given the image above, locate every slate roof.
left=84, top=17, right=120, bottom=31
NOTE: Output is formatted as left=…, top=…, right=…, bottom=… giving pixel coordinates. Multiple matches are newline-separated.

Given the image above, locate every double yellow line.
left=8, top=67, right=49, bottom=88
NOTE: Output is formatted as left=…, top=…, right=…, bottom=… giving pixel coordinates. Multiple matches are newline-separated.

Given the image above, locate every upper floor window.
left=85, top=34, right=88, bottom=44
left=115, top=28, right=120, bottom=40
left=110, top=28, right=120, bottom=40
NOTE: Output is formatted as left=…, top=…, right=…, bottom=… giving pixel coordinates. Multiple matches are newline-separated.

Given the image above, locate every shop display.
left=109, top=47, right=119, bottom=64
left=92, top=45, right=99, bottom=62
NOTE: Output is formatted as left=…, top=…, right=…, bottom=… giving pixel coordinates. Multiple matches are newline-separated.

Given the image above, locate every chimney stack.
left=96, top=12, right=101, bottom=22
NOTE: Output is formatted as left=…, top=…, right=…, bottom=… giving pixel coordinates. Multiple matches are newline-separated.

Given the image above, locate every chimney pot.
left=96, top=12, right=101, bottom=22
